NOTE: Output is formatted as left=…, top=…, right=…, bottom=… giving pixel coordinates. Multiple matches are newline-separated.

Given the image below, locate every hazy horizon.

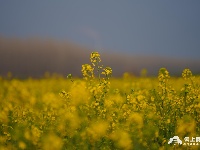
left=0, top=36, right=199, bottom=78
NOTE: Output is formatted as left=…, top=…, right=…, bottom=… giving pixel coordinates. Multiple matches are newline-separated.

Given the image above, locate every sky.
left=0, top=1, right=200, bottom=59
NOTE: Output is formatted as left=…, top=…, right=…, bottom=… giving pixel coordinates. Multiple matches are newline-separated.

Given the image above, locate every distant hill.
left=0, top=37, right=199, bottom=78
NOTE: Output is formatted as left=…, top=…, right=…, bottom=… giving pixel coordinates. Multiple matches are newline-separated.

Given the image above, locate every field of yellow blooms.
left=0, top=52, right=200, bottom=150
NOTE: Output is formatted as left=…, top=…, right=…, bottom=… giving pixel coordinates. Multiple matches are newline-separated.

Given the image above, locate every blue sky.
left=0, top=0, right=200, bottom=59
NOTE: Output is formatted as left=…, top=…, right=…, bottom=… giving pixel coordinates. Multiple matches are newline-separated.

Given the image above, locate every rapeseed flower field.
left=0, top=52, right=200, bottom=149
